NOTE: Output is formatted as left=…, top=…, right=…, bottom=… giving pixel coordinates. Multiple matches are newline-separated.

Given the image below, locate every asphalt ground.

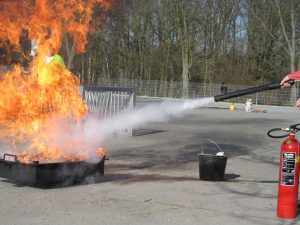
left=1, top=97, right=300, bottom=225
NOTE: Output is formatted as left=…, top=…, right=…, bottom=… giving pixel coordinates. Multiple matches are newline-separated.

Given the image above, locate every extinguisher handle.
left=290, top=123, right=300, bottom=130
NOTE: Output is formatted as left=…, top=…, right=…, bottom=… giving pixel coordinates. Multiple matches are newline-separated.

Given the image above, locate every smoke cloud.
left=82, top=97, right=214, bottom=145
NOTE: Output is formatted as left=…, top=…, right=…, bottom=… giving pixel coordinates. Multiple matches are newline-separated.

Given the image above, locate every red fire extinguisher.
left=268, top=124, right=300, bottom=219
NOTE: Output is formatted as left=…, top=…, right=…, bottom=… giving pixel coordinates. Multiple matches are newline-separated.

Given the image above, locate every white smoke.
left=83, top=97, right=214, bottom=145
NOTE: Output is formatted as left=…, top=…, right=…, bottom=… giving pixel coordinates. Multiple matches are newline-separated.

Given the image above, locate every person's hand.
left=295, top=98, right=300, bottom=109
left=280, top=75, right=292, bottom=88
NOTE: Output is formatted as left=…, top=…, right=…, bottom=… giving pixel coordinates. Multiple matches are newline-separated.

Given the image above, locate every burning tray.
left=0, top=153, right=105, bottom=187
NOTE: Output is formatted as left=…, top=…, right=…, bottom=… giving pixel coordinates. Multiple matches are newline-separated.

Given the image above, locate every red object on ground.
left=277, top=134, right=300, bottom=219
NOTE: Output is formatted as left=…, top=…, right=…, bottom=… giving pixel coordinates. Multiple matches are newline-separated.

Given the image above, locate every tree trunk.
left=87, top=55, right=92, bottom=85
left=63, top=34, right=76, bottom=70
left=80, top=55, right=85, bottom=84
left=182, top=51, right=189, bottom=98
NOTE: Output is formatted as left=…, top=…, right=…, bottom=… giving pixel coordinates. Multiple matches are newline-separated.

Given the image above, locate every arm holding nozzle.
left=280, top=71, right=300, bottom=87
left=280, top=71, right=300, bottom=109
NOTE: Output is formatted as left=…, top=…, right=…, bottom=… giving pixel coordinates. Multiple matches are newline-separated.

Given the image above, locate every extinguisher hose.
left=214, top=79, right=295, bottom=102
left=267, top=123, right=300, bottom=138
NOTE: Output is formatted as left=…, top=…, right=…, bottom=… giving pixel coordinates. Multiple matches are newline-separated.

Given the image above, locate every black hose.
left=267, top=123, right=300, bottom=139
left=267, top=128, right=290, bottom=139
left=214, top=79, right=295, bottom=102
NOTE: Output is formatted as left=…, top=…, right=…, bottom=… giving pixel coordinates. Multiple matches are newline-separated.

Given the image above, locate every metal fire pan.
left=0, top=154, right=105, bottom=186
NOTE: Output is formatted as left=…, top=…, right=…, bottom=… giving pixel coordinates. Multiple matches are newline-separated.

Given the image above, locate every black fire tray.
left=0, top=153, right=105, bottom=187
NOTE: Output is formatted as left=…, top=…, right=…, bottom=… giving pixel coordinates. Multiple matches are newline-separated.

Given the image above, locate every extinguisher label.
left=281, top=152, right=296, bottom=186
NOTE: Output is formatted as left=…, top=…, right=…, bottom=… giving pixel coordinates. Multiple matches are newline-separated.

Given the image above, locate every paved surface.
left=1, top=97, right=300, bottom=225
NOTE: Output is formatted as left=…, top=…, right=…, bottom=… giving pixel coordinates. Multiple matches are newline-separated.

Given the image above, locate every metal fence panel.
left=82, top=86, right=135, bottom=136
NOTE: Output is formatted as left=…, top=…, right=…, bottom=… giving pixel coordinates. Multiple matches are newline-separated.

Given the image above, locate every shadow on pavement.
left=133, top=129, right=166, bottom=136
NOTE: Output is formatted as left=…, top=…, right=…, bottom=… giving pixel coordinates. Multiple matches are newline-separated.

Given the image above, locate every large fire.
left=0, top=0, right=111, bottom=163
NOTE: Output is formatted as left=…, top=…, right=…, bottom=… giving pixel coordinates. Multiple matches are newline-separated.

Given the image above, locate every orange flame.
left=0, top=0, right=112, bottom=163
left=97, top=147, right=107, bottom=158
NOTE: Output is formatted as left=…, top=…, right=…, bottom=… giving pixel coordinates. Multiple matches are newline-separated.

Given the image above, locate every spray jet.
left=214, top=79, right=295, bottom=102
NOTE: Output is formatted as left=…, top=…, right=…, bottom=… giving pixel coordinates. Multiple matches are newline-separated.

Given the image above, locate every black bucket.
left=198, top=153, right=228, bottom=181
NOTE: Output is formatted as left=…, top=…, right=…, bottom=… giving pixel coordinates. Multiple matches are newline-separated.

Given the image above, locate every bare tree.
left=73, top=0, right=299, bottom=97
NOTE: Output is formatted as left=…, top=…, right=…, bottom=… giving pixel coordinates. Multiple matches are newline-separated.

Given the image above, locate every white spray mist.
left=83, top=97, right=214, bottom=145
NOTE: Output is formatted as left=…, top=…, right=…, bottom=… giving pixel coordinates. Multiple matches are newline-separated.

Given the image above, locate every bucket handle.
left=201, top=139, right=225, bottom=156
